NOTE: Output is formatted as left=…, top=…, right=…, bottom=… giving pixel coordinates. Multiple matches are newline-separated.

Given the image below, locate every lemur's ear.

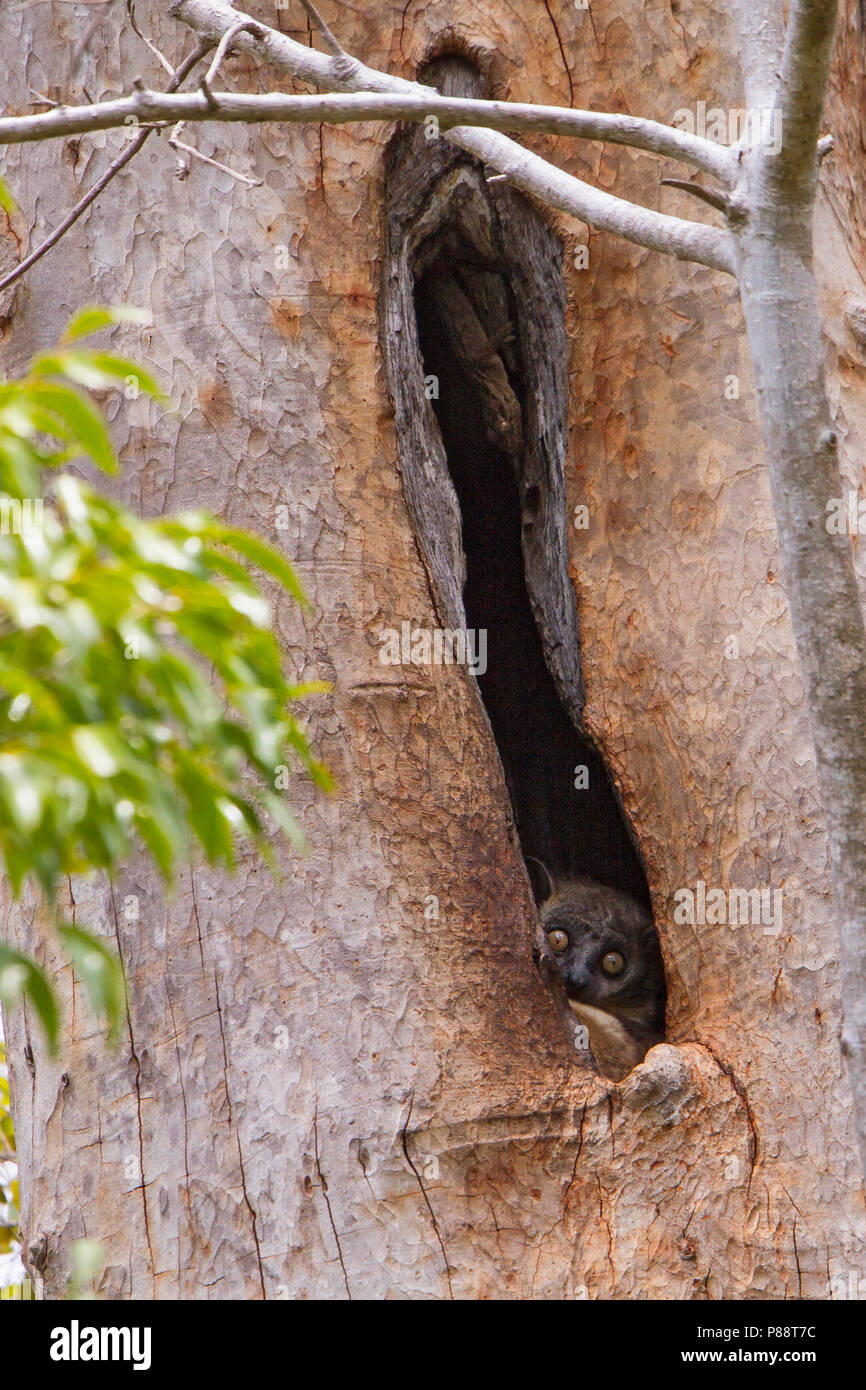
left=525, top=856, right=555, bottom=905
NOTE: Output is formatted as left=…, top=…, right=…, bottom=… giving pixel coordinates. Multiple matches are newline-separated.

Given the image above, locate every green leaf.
left=0, top=944, right=59, bottom=1052
left=0, top=176, right=18, bottom=217
left=28, top=350, right=163, bottom=400
left=175, top=753, right=237, bottom=865
left=26, top=383, right=117, bottom=473
left=60, top=305, right=151, bottom=344
left=209, top=522, right=308, bottom=606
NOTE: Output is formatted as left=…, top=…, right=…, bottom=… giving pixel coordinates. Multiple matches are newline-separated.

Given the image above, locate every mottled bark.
left=1, top=0, right=866, bottom=1300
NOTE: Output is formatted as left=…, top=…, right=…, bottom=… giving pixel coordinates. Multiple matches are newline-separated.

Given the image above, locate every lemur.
left=533, top=866, right=666, bottom=1081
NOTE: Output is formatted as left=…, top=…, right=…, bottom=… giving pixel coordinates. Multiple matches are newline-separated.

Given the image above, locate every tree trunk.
left=2, top=0, right=866, bottom=1298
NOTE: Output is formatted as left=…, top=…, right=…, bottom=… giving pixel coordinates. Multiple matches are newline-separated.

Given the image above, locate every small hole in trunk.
left=413, top=260, right=649, bottom=905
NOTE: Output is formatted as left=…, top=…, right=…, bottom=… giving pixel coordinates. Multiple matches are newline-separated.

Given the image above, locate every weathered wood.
left=382, top=92, right=585, bottom=731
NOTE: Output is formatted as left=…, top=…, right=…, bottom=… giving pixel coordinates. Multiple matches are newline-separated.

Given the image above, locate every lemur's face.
left=540, top=877, right=663, bottom=1021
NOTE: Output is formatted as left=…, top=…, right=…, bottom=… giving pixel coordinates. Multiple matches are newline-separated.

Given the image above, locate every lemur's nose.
left=566, top=966, right=590, bottom=993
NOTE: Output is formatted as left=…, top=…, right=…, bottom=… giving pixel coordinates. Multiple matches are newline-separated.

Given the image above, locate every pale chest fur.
left=568, top=1000, right=647, bottom=1082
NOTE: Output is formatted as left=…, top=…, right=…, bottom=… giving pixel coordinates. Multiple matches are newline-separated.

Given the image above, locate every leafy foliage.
left=0, top=306, right=330, bottom=1050
left=66, top=1238, right=104, bottom=1300
left=0, top=1041, right=17, bottom=1260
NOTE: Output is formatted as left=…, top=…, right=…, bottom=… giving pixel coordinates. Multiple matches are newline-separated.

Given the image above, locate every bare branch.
left=771, top=0, right=839, bottom=202
left=169, top=2, right=734, bottom=181
left=0, top=88, right=736, bottom=182
left=0, top=0, right=740, bottom=274
left=163, top=2, right=737, bottom=273
left=0, top=87, right=736, bottom=273
left=448, top=125, right=734, bottom=274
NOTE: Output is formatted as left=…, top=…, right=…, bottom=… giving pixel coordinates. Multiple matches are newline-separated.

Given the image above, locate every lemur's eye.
left=547, top=929, right=569, bottom=953
left=601, top=950, right=625, bottom=976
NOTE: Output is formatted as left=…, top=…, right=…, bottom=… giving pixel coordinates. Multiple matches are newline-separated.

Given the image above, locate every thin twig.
left=126, top=0, right=174, bottom=76
left=169, top=117, right=188, bottom=154
left=173, top=24, right=265, bottom=187
left=297, top=0, right=345, bottom=59
left=660, top=178, right=731, bottom=215
left=0, top=42, right=210, bottom=298
left=169, top=134, right=262, bottom=185
left=201, top=19, right=265, bottom=103
left=817, top=134, right=834, bottom=163
left=28, top=89, right=61, bottom=108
